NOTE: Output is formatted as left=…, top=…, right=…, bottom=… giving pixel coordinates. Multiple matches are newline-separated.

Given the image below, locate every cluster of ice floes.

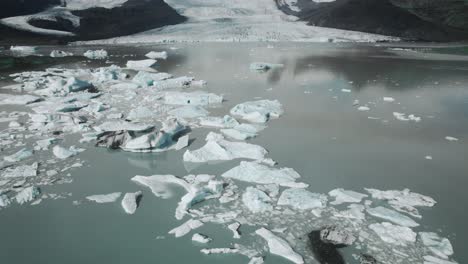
left=0, top=49, right=458, bottom=264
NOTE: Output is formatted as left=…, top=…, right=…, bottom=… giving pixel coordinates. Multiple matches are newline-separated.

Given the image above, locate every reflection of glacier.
left=83, top=0, right=397, bottom=44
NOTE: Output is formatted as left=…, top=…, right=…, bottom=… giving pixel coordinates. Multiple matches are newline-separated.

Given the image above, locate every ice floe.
left=86, top=192, right=122, bottom=203
left=368, top=222, right=416, bottom=246
left=278, top=188, right=327, bottom=210
left=169, top=219, right=204, bottom=238
left=3, top=148, right=33, bottom=162
left=329, top=188, right=367, bottom=205
left=121, top=191, right=142, bottom=214
left=52, top=145, right=84, bottom=159
left=256, top=227, right=304, bottom=264
left=126, top=59, right=157, bottom=71
left=192, top=233, right=212, bottom=243
left=15, top=186, right=41, bottom=204
left=83, top=50, right=108, bottom=60
left=393, top=112, right=421, bottom=122
left=50, top=50, right=74, bottom=58
left=146, top=51, right=168, bottom=60
left=242, top=187, right=273, bottom=213
left=366, top=206, right=419, bottom=227
left=230, top=100, right=283, bottom=123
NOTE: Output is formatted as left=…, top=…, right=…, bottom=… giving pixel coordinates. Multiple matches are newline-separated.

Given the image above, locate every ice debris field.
left=0, top=47, right=459, bottom=264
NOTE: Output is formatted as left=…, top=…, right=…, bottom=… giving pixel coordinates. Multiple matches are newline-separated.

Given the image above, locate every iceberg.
left=154, top=76, right=195, bottom=90
left=328, top=188, right=368, bottom=205
left=126, top=106, right=154, bottom=120
left=132, top=174, right=188, bottom=198
left=319, top=226, right=356, bottom=246
left=1, top=162, right=38, bottom=178
left=52, top=145, right=84, bottom=159
left=419, top=232, right=454, bottom=259
left=3, top=148, right=33, bottom=162
left=132, top=71, right=173, bottom=86
left=445, top=136, right=458, bottom=142
left=192, top=233, right=212, bottom=243
left=199, top=115, right=239, bottom=128
left=228, top=222, right=241, bottom=239
left=383, top=97, right=395, bottom=102
left=121, top=191, right=143, bottom=214
left=86, top=192, right=122, bottom=203
left=221, top=123, right=263, bottom=140
left=10, top=46, right=36, bottom=54
left=200, top=248, right=239, bottom=255
left=83, top=50, right=108, bottom=60
left=183, top=135, right=267, bottom=163
left=97, top=121, right=154, bottom=132
left=16, top=186, right=41, bottom=204
left=278, top=188, right=327, bottom=210
left=168, top=106, right=209, bottom=119
left=0, top=195, right=11, bottom=207
left=230, top=100, right=283, bottom=123
left=393, top=112, right=421, bottom=122
left=126, top=59, right=157, bottom=71
left=255, top=228, right=304, bottom=264
left=423, top=255, right=458, bottom=264
left=50, top=50, right=73, bottom=58
left=169, top=219, right=204, bottom=238
left=0, top=94, right=42, bottom=105
left=366, top=206, right=419, bottom=227
left=222, top=161, right=307, bottom=188
left=368, top=222, right=416, bottom=246
left=163, top=92, right=223, bottom=106
left=175, top=135, right=190, bottom=150
left=146, top=51, right=168, bottom=60
left=242, top=187, right=273, bottom=213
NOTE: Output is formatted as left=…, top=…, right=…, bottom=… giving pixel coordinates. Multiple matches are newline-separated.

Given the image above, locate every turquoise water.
left=1, top=43, right=468, bottom=263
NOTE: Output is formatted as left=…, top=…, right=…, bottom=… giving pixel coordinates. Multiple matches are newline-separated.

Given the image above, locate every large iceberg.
left=230, top=100, right=283, bottom=123
left=255, top=228, right=304, bottom=264
left=121, top=191, right=143, bottom=214
left=222, top=161, right=307, bottom=188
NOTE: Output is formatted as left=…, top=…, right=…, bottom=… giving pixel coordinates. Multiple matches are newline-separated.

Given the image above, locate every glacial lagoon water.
left=1, top=43, right=468, bottom=263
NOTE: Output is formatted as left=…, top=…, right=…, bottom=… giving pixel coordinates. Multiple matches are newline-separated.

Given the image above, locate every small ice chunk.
left=222, top=161, right=307, bottom=188
left=10, top=46, right=36, bottom=53
left=86, top=192, right=122, bottom=203
left=255, top=227, right=304, bottom=264
left=358, top=106, right=370, bottom=111
left=126, top=59, right=157, bottom=70
left=169, top=219, right=204, bottom=238
left=250, top=62, right=284, bottom=72
left=4, top=148, right=33, bottom=162
left=341, top=89, right=351, bottom=93
left=228, top=222, right=241, bottom=239
left=328, top=188, right=368, bottom=205
left=146, top=51, right=168, bottom=60
left=278, top=188, right=327, bottom=210
left=1, top=162, right=38, bottom=178
left=419, top=232, right=454, bottom=259
left=16, top=186, right=41, bottom=204
left=0, top=194, right=11, bottom=207
left=35, top=138, right=58, bottom=150
left=121, top=191, right=142, bottom=214
left=53, top=145, right=84, bottom=159
left=445, top=136, right=458, bottom=142
left=393, top=112, right=421, bottom=122
left=50, top=50, right=73, bottom=57
left=366, top=206, right=419, bottom=227
left=249, top=257, right=264, bottom=264
left=368, top=222, right=416, bottom=246
left=383, top=97, right=395, bottom=102
left=242, top=187, right=273, bottom=213
left=221, top=123, right=262, bottom=141
left=84, top=49, right=108, bottom=59
left=192, top=233, right=212, bottom=243
left=230, top=100, right=283, bottom=123
left=175, top=135, right=190, bottom=150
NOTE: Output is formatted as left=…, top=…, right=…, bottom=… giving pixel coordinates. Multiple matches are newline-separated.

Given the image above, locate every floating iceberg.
left=168, top=106, right=209, bottom=119
left=96, top=121, right=154, bottom=132
left=278, top=188, right=327, bottom=210
left=319, top=226, right=356, bottom=246
left=393, top=112, right=421, bottom=122
left=369, top=222, right=416, bottom=246
left=86, top=192, right=122, bottom=203
left=10, top=46, right=36, bottom=53
left=221, top=123, right=262, bottom=140
left=146, top=51, right=168, bottom=60
left=230, top=100, right=283, bottom=123
left=192, top=233, right=212, bottom=243
left=242, top=187, right=273, bottom=213
left=50, top=50, right=73, bottom=58
left=366, top=206, right=419, bottom=227
left=200, top=248, right=239, bottom=255
left=419, top=232, right=454, bottom=259
left=132, top=71, right=172, bottom=86
left=383, top=97, right=395, bottom=102
left=1, top=162, right=38, bottom=178
left=121, top=191, right=143, bottom=214
left=175, top=135, right=190, bottom=150
left=228, top=222, right=241, bottom=239
left=255, top=228, right=304, bottom=264
left=163, top=92, right=223, bottom=106
left=183, top=134, right=267, bottom=163
left=52, top=145, right=84, bottom=159
left=126, top=59, right=157, bottom=71
left=328, top=188, right=368, bottom=205
left=169, top=219, right=204, bottom=238
left=222, top=161, right=307, bottom=188
left=445, top=136, right=458, bottom=142
left=3, top=148, right=33, bottom=162
left=83, top=50, right=108, bottom=59
left=16, top=186, right=41, bottom=204
left=199, top=115, right=239, bottom=128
